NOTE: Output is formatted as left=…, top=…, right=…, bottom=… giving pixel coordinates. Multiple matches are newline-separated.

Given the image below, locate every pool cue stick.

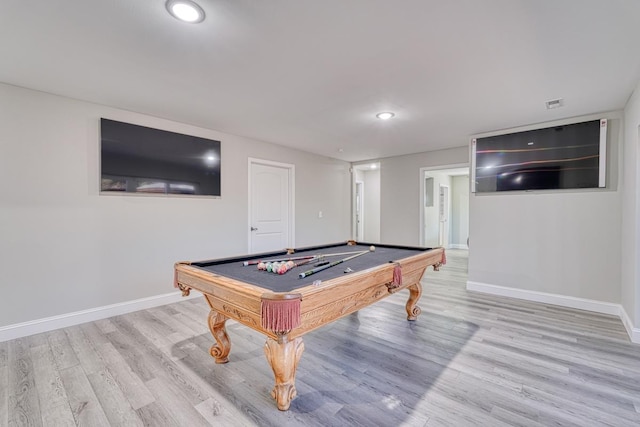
left=242, top=255, right=317, bottom=266
left=287, top=251, right=366, bottom=272
left=287, top=250, right=366, bottom=266
left=294, top=256, right=322, bottom=267
left=266, top=255, right=325, bottom=275
left=315, top=250, right=368, bottom=258
left=243, top=249, right=366, bottom=266
left=298, top=249, right=371, bottom=279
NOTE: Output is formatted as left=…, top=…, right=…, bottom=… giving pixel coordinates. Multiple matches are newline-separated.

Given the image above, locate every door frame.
left=419, top=163, right=468, bottom=247
left=248, top=158, right=295, bottom=252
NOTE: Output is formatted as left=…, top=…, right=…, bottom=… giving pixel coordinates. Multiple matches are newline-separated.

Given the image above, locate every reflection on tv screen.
left=100, top=119, right=221, bottom=197
left=473, top=119, right=605, bottom=192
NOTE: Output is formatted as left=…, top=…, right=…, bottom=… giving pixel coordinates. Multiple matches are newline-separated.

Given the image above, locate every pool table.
left=174, top=241, right=445, bottom=410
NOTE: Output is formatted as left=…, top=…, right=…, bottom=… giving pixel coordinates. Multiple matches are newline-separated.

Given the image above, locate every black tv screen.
left=100, top=119, right=221, bottom=196
left=471, top=119, right=607, bottom=193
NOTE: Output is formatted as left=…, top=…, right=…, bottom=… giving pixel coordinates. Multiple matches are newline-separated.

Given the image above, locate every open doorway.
left=352, top=162, right=380, bottom=243
left=420, top=165, right=469, bottom=249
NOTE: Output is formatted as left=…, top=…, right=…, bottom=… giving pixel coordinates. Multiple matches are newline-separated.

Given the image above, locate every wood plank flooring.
left=2, top=249, right=640, bottom=426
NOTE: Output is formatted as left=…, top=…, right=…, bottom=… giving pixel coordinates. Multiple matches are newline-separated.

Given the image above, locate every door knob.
left=251, top=227, right=258, bottom=231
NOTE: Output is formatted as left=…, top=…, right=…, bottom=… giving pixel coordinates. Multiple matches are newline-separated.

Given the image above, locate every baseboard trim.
left=0, top=291, right=200, bottom=343
left=619, top=306, right=640, bottom=344
left=448, top=244, right=468, bottom=250
left=467, top=281, right=639, bottom=343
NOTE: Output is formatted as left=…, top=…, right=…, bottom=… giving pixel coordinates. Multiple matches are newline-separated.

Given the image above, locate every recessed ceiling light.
left=166, top=0, right=205, bottom=23
left=376, top=112, right=395, bottom=120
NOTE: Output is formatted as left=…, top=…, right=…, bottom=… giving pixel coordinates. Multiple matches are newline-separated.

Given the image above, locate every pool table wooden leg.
left=264, top=335, right=305, bottom=411
left=207, top=310, right=231, bottom=364
left=406, top=283, right=423, bottom=321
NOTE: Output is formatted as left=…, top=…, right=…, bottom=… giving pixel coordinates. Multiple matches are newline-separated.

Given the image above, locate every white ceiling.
left=2, top=1, right=639, bottom=162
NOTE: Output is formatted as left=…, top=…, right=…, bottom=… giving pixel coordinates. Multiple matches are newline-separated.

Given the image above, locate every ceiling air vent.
left=545, top=98, right=564, bottom=109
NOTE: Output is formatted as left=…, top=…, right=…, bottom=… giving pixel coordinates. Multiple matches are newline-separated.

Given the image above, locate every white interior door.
left=355, top=181, right=364, bottom=241
left=423, top=175, right=439, bottom=247
left=249, top=160, right=294, bottom=253
left=439, top=185, right=450, bottom=247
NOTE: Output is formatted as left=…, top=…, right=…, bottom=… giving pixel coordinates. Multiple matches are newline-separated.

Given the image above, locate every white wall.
left=451, top=175, right=470, bottom=248
left=379, top=147, right=469, bottom=246
left=622, top=81, right=640, bottom=328
left=0, top=83, right=351, bottom=328
left=468, top=112, right=623, bottom=304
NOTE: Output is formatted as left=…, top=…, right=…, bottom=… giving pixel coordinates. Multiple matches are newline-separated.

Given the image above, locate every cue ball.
left=369, top=245, right=376, bottom=252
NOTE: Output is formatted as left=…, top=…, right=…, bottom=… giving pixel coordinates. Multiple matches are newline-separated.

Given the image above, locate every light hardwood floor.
left=2, top=250, right=640, bottom=426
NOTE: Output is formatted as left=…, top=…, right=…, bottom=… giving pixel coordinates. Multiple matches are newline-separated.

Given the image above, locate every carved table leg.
left=264, top=335, right=305, bottom=411
left=406, top=283, right=423, bottom=321
left=207, top=310, right=231, bottom=364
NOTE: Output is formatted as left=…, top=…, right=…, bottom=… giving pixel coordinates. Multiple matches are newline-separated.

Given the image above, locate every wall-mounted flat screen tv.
left=471, top=119, right=606, bottom=193
left=100, top=119, right=221, bottom=197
